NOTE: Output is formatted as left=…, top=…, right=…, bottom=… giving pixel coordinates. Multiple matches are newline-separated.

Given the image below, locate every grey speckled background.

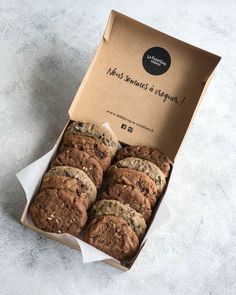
left=0, top=1, right=235, bottom=294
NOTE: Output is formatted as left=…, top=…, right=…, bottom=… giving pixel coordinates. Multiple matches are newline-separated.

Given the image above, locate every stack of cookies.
left=29, top=120, right=171, bottom=262
left=84, top=145, right=171, bottom=261
left=29, top=121, right=118, bottom=236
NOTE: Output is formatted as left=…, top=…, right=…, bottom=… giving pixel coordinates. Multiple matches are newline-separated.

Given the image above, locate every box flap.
left=69, top=10, right=220, bottom=162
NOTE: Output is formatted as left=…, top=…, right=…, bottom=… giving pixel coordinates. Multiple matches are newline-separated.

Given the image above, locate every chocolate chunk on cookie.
left=30, top=189, right=87, bottom=236
left=100, top=184, right=152, bottom=222
left=113, top=157, right=166, bottom=195
left=90, top=199, right=146, bottom=239
left=115, top=145, right=171, bottom=177
left=40, top=175, right=89, bottom=209
left=64, top=121, right=118, bottom=157
left=107, top=167, right=158, bottom=207
left=84, top=215, right=139, bottom=261
left=50, top=149, right=103, bottom=188
left=61, top=135, right=111, bottom=171
left=45, top=166, right=96, bottom=206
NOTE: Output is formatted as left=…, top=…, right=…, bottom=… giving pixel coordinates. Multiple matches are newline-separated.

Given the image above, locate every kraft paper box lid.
left=69, top=10, right=221, bottom=162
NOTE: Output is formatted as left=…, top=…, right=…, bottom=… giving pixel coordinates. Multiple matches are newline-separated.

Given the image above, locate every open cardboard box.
left=17, top=10, right=221, bottom=271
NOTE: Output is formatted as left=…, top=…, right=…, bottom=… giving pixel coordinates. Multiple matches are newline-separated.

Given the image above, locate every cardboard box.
left=17, top=10, right=221, bottom=271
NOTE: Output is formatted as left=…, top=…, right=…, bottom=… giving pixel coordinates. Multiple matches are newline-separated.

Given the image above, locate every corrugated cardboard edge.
left=103, top=10, right=116, bottom=42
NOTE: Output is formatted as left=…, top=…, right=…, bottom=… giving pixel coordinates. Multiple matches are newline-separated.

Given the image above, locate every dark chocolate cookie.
left=100, top=183, right=152, bottom=222
left=64, top=121, right=118, bottom=157
left=90, top=199, right=146, bottom=239
left=107, top=167, right=158, bottom=207
left=113, top=157, right=166, bottom=192
left=30, top=189, right=87, bottom=236
left=45, top=166, right=97, bottom=206
left=40, top=175, right=89, bottom=209
left=84, top=215, right=139, bottom=261
left=50, top=149, right=103, bottom=188
left=115, top=145, right=171, bottom=177
left=60, top=135, right=111, bottom=171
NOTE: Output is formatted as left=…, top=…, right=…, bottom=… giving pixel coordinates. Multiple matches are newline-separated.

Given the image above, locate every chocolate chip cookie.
left=40, top=175, right=89, bottom=209
left=115, top=145, right=171, bottom=177
left=107, top=167, right=158, bottom=207
left=113, top=157, right=166, bottom=195
left=30, top=189, right=87, bottom=236
left=45, top=166, right=97, bottom=206
left=60, top=135, right=111, bottom=171
left=50, top=149, right=103, bottom=188
left=90, top=199, right=146, bottom=239
left=84, top=215, right=139, bottom=261
left=64, top=121, right=118, bottom=157
left=100, top=184, right=152, bottom=222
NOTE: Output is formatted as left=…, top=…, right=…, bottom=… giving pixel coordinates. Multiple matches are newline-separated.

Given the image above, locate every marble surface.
left=0, top=1, right=235, bottom=294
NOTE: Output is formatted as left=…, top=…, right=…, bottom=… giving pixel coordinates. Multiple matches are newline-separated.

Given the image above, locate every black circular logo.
left=142, top=47, right=171, bottom=75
